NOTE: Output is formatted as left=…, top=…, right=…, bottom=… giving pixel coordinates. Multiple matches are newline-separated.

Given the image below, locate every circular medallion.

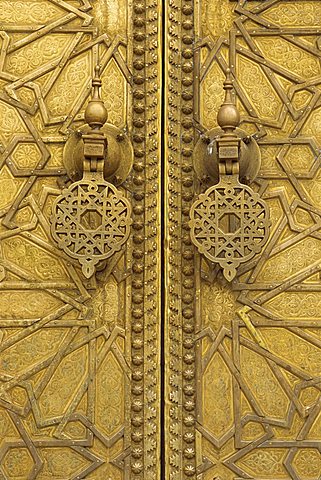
left=51, top=179, right=131, bottom=278
left=189, top=180, right=270, bottom=281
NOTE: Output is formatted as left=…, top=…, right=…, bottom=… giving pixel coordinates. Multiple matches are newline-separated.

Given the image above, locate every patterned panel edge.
left=131, top=0, right=161, bottom=479
left=166, top=0, right=197, bottom=479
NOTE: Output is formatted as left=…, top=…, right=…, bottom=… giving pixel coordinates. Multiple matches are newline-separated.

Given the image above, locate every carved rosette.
left=51, top=179, right=131, bottom=278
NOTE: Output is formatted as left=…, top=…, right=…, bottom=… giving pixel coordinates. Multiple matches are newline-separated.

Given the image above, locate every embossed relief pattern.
left=166, top=0, right=197, bottom=478
left=0, top=1, right=160, bottom=479
left=167, top=0, right=321, bottom=479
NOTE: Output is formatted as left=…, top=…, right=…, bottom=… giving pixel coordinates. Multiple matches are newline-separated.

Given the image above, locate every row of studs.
left=130, top=1, right=148, bottom=477
left=142, top=0, right=161, bottom=477
left=166, top=0, right=197, bottom=477
left=180, top=1, right=197, bottom=478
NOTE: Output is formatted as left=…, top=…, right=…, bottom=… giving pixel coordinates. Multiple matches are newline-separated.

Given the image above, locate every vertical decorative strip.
left=166, top=0, right=197, bottom=478
left=131, top=1, right=161, bottom=479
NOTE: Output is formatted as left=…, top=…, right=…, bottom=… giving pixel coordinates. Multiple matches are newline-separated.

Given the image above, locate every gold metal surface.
left=166, top=0, right=321, bottom=479
left=189, top=175, right=270, bottom=281
left=63, top=123, right=133, bottom=185
left=2, top=1, right=321, bottom=479
left=51, top=67, right=132, bottom=278
left=0, top=1, right=161, bottom=479
left=193, top=126, right=261, bottom=185
left=190, top=70, right=270, bottom=281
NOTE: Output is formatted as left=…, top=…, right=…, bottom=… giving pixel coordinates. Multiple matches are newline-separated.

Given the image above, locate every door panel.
left=0, top=1, right=161, bottom=479
left=166, top=1, right=321, bottom=479
left=2, top=1, right=321, bottom=479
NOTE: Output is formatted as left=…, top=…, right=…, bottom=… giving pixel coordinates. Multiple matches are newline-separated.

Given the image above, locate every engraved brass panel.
left=2, top=1, right=321, bottom=479
left=0, top=1, right=161, bottom=479
left=166, top=0, right=321, bottom=479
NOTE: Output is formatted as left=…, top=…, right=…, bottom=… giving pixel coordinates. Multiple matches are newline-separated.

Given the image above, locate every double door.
left=1, top=1, right=321, bottom=478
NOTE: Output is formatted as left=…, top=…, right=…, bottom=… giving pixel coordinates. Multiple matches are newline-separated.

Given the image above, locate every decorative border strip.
left=166, top=0, right=197, bottom=478
left=131, top=0, right=161, bottom=479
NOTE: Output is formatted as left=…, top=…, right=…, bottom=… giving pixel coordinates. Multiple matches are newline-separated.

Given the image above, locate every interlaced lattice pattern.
left=190, top=180, right=270, bottom=280
left=51, top=180, right=131, bottom=277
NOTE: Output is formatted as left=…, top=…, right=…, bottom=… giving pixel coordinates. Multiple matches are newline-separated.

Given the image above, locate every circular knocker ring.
left=51, top=179, right=131, bottom=278
left=189, top=178, right=270, bottom=281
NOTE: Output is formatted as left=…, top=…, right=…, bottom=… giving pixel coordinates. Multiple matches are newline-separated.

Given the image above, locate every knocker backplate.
left=63, top=123, right=134, bottom=186
left=51, top=179, right=131, bottom=278
left=193, top=127, right=261, bottom=185
left=189, top=178, right=270, bottom=281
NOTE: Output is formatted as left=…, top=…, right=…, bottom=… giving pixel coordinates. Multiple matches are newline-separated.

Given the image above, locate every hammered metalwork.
left=51, top=179, right=131, bottom=278
left=166, top=1, right=321, bottom=479
left=3, top=1, right=321, bottom=479
left=0, top=1, right=161, bottom=479
left=63, top=123, right=134, bottom=185
left=193, top=127, right=261, bottom=185
left=189, top=177, right=270, bottom=281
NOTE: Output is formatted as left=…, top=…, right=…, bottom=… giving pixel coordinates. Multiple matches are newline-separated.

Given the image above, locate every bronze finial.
left=85, top=65, right=108, bottom=130
left=217, top=68, right=240, bottom=135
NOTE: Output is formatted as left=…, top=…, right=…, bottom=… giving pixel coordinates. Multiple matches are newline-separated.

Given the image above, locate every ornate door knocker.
left=51, top=66, right=132, bottom=278
left=189, top=69, right=270, bottom=281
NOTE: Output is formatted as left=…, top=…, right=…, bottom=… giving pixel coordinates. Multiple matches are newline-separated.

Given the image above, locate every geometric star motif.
left=51, top=179, right=132, bottom=278
left=189, top=177, right=270, bottom=281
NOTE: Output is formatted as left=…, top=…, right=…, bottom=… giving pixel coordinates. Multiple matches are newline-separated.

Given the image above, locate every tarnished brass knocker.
left=51, top=66, right=132, bottom=278
left=189, top=69, right=270, bottom=281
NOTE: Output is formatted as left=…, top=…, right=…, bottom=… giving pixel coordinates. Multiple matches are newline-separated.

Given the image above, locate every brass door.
left=0, top=1, right=161, bottom=479
left=165, top=0, right=321, bottom=479
left=1, top=1, right=321, bottom=479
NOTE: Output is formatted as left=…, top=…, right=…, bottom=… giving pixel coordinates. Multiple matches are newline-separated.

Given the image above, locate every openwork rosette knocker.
left=51, top=66, right=132, bottom=278
left=189, top=69, right=270, bottom=281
